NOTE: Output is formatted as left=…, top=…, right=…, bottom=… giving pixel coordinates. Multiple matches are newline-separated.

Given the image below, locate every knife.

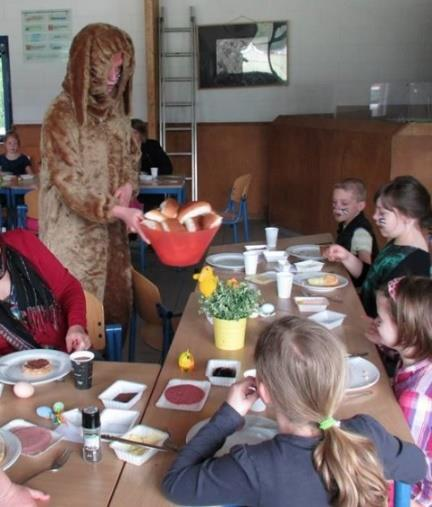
left=101, top=434, right=178, bottom=452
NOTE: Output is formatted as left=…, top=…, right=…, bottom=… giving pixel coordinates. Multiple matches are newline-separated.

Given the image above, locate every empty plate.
left=205, top=253, right=245, bottom=270
left=346, top=357, right=380, bottom=392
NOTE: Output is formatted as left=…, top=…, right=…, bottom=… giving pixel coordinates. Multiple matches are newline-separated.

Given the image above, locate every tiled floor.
left=127, top=220, right=298, bottom=363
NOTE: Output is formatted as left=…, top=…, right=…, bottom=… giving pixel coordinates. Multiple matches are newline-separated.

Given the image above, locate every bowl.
left=110, top=424, right=169, bottom=466
left=98, top=380, right=147, bottom=410
left=138, top=224, right=220, bottom=267
left=294, top=297, right=329, bottom=313
left=308, top=310, right=346, bottom=329
left=294, top=260, right=325, bottom=272
left=205, top=359, right=241, bottom=387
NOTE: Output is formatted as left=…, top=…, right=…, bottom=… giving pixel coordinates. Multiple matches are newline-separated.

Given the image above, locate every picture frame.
left=198, top=21, right=288, bottom=89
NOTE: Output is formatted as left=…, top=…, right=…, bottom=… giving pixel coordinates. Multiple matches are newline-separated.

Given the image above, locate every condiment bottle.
left=82, top=406, right=102, bottom=463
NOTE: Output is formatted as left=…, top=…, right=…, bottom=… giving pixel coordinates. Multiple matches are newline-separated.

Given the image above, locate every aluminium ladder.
left=159, top=6, right=198, bottom=200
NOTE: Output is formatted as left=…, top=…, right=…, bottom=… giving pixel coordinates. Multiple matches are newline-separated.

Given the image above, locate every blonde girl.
left=163, top=317, right=425, bottom=507
left=370, top=276, right=432, bottom=506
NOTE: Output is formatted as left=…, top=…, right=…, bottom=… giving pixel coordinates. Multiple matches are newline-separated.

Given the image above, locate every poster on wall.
left=22, top=10, right=72, bottom=61
left=198, top=21, right=288, bottom=88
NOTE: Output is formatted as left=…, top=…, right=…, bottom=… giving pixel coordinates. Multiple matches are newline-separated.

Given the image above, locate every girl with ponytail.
left=163, top=316, right=426, bottom=507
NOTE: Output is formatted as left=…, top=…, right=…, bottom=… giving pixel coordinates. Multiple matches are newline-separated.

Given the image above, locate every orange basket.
left=139, top=224, right=220, bottom=267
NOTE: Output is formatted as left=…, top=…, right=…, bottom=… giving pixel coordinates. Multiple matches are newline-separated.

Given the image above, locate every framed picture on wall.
left=198, top=21, right=288, bottom=89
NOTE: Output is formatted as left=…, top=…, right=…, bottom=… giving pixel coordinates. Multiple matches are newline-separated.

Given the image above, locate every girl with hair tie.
left=0, top=229, right=90, bottom=355
left=163, top=316, right=425, bottom=507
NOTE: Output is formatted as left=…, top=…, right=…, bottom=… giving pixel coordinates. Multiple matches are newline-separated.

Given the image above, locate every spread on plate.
left=10, top=426, right=52, bottom=455
left=21, top=358, right=53, bottom=376
left=307, top=274, right=339, bottom=287
left=113, top=392, right=138, bottom=403
left=164, top=384, right=205, bottom=405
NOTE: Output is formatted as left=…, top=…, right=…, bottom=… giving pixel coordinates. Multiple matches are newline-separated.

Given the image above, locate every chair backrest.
left=230, top=174, right=251, bottom=203
left=131, top=268, right=162, bottom=325
left=24, top=189, right=39, bottom=219
left=84, top=290, right=106, bottom=351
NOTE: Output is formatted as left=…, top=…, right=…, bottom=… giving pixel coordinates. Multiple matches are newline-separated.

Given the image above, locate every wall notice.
left=22, top=10, right=72, bottom=61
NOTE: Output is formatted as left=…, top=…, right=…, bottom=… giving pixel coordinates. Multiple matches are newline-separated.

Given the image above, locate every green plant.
left=199, top=278, right=261, bottom=320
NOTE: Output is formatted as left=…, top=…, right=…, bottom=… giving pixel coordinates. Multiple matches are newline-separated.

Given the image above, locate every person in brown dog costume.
left=39, top=23, right=143, bottom=330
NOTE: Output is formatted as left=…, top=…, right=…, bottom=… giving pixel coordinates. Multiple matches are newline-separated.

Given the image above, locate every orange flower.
left=227, top=278, right=239, bottom=287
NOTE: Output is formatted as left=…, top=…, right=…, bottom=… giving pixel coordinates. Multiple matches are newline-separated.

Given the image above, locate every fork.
left=300, top=288, right=342, bottom=304
left=23, top=448, right=72, bottom=484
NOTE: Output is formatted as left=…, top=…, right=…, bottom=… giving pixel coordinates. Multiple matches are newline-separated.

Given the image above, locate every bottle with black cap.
left=82, top=406, right=102, bottom=463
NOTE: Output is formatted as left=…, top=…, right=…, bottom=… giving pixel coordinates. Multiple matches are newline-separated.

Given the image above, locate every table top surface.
left=109, top=233, right=412, bottom=507
left=139, top=176, right=185, bottom=189
left=4, top=361, right=160, bottom=507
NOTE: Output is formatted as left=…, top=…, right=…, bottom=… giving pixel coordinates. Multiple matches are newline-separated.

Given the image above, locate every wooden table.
left=109, top=234, right=413, bottom=507
left=4, top=361, right=160, bottom=507
left=0, top=175, right=37, bottom=227
left=139, top=176, right=186, bottom=204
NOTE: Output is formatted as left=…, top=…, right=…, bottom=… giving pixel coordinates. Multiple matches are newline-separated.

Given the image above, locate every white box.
left=294, top=260, right=324, bottom=272
left=308, top=310, right=346, bottom=329
left=110, top=424, right=169, bottom=466
left=205, top=359, right=241, bottom=387
left=263, top=250, right=287, bottom=263
left=98, top=380, right=146, bottom=410
left=294, top=297, right=329, bottom=313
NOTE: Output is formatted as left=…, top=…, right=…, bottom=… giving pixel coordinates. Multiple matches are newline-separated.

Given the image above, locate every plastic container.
left=294, top=260, right=325, bottom=272
left=138, top=224, right=220, bottom=267
left=98, top=380, right=146, bottom=410
left=262, top=250, right=287, bottom=263
left=205, top=359, right=241, bottom=387
left=110, top=424, right=169, bottom=466
left=308, top=310, right=346, bottom=329
left=294, top=297, right=329, bottom=313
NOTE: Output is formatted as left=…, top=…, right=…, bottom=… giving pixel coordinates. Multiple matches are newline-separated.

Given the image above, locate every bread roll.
left=140, top=218, right=162, bottom=231
left=160, top=198, right=180, bottom=219
left=161, top=218, right=186, bottom=232
left=178, top=201, right=212, bottom=224
left=201, top=212, right=222, bottom=229
left=184, top=217, right=201, bottom=232
left=144, top=209, right=167, bottom=223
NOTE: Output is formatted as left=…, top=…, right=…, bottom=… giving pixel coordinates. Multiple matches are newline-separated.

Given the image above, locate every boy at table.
left=332, top=178, right=378, bottom=284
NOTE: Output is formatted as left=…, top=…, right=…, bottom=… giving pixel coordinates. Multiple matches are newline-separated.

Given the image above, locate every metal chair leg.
left=128, top=308, right=137, bottom=362
left=105, top=324, right=123, bottom=361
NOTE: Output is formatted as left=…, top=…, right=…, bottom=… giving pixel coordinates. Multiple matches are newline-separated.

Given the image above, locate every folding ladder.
left=159, top=6, right=198, bottom=200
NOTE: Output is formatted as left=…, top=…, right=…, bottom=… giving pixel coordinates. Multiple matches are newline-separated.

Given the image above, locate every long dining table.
left=108, top=233, right=413, bottom=507
left=3, top=361, right=160, bottom=507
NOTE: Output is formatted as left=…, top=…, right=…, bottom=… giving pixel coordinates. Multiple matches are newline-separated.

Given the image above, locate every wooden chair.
left=221, top=174, right=252, bottom=242
left=84, top=290, right=123, bottom=361
left=128, top=268, right=180, bottom=363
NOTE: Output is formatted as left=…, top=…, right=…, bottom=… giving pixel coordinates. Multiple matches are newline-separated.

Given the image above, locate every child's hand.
left=114, top=182, right=133, bottom=207
left=364, top=317, right=382, bottom=345
left=323, top=244, right=349, bottom=262
left=226, top=377, right=258, bottom=417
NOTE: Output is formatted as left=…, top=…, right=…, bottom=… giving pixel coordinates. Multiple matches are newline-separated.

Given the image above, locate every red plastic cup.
left=138, top=224, right=220, bottom=267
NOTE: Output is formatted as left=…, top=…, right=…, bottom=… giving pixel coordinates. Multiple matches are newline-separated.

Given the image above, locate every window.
left=0, top=36, right=13, bottom=140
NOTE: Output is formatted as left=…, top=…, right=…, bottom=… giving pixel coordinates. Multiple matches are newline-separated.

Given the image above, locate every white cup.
left=243, top=251, right=259, bottom=276
left=276, top=271, right=293, bottom=299
left=150, top=167, right=158, bottom=178
left=243, top=369, right=266, bottom=412
left=277, top=259, right=291, bottom=272
left=265, top=227, right=279, bottom=249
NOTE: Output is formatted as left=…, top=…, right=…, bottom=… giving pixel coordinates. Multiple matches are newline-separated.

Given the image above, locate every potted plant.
left=199, top=278, right=261, bottom=350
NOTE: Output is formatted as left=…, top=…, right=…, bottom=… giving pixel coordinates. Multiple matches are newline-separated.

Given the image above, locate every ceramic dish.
left=205, top=359, right=241, bottom=387
left=0, top=349, right=71, bottom=385
left=98, top=380, right=147, bottom=410
left=308, top=310, right=346, bottom=329
left=294, top=272, right=349, bottom=293
left=0, top=429, right=21, bottom=471
left=110, top=424, right=169, bottom=466
left=2, top=419, right=62, bottom=457
left=346, top=357, right=380, bottom=392
left=186, top=415, right=277, bottom=455
left=205, top=253, right=245, bottom=271
left=286, top=244, right=324, bottom=260
left=294, top=260, right=325, bottom=272
left=156, top=379, right=211, bottom=412
left=294, top=297, right=329, bottom=313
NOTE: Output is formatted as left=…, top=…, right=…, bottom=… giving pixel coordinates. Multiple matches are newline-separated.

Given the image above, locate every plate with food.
left=2, top=419, right=62, bottom=456
left=346, top=357, right=380, bottom=392
left=0, top=428, right=21, bottom=471
left=286, top=244, right=324, bottom=261
left=156, top=379, right=211, bottom=412
left=205, top=253, right=245, bottom=271
left=186, top=415, right=278, bottom=456
left=294, top=272, right=349, bottom=293
left=0, top=349, right=72, bottom=385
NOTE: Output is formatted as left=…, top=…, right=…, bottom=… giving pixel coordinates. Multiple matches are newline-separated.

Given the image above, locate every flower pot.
left=213, top=317, right=247, bottom=351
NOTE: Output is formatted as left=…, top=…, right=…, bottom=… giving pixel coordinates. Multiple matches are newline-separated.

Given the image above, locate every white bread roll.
left=160, top=198, right=180, bottom=219
left=161, top=218, right=186, bottom=232
left=144, top=209, right=167, bottom=223
left=184, top=217, right=201, bottom=232
left=178, top=201, right=212, bottom=224
left=140, top=218, right=162, bottom=231
left=201, top=212, right=222, bottom=229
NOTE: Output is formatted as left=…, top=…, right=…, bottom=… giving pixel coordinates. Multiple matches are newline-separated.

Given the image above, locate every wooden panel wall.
left=268, top=116, right=404, bottom=235
left=9, top=122, right=269, bottom=218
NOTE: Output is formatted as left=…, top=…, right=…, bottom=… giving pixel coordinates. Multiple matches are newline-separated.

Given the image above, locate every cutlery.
left=23, top=448, right=72, bottom=484
left=101, top=434, right=178, bottom=453
left=347, top=352, right=369, bottom=358
left=344, top=390, right=374, bottom=398
left=300, top=288, right=342, bottom=304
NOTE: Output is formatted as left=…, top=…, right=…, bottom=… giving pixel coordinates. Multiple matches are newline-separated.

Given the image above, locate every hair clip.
left=387, top=277, right=404, bottom=302
left=319, top=416, right=340, bottom=431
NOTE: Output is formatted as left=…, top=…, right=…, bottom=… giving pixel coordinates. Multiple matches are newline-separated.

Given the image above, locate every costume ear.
left=67, top=31, right=92, bottom=125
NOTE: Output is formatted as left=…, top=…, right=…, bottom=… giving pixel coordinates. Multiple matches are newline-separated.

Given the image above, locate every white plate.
left=0, top=429, right=21, bottom=471
left=294, top=272, right=349, bottom=293
left=2, top=419, right=62, bottom=456
left=286, top=244, right=324, bottom=260
left=156, top=379, right=211, bottom=412
left=0, top=350, right=72, bottom=385
left=308, top=310, right=346, bottom=329
left=186, top=415, right=278, bottom=456
left=346, top=357, right=380, bottom=392
left=205, top=253, right=245, bottom=271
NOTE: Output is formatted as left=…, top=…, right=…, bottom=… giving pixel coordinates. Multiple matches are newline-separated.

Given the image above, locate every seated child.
left=163, top=316, right=426, bottom=507
left=333, top=177, right=378, bottom=267
left=368, top=276, right=432, bottom=506
left=0, top=130, right=32, bottom=176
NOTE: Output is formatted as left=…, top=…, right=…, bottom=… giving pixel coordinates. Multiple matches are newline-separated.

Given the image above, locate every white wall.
left=1, top=0, right=431, bottom=123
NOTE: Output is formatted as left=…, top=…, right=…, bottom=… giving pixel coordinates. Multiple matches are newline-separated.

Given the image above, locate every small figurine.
left=193, top=266, right=218, bottom=297
left=178, top=349, right=195, bottom=372
left=36, top=401, right=65, bottom=425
